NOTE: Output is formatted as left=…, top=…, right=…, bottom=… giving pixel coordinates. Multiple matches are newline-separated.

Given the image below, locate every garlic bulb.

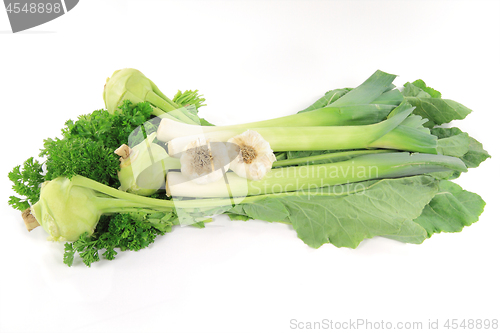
left=180, top=137, right=230, bottom=185
left=228, top=130, right=276, bottom=180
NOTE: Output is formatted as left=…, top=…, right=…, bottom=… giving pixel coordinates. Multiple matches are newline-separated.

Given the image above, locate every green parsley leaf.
left=8, top=157, right=45, bottom=211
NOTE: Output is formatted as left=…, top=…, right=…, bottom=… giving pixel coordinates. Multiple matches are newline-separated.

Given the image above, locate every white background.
left=1, top=1, right=499, bottom=333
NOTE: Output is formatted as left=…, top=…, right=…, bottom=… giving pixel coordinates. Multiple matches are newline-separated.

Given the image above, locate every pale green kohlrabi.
left=29, top=175, right=180, bottom=242
left=102, top=68, right=200, bottom=125
left=103, top=68, right=178, bottom=115
left=115, top=133, right=180, bottom=196
left=31, top=177, right=103, bottom=242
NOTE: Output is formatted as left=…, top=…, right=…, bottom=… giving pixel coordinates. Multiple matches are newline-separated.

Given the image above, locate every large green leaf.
left=437, top=132, right=470, bottom=157
left=411, top=180, right=486, bottom=236
left=240, top=198, right=289, bottom=222
left=431, top=127, right=490, bottom=168
left=382, top=220, right=428, bottom=244
left=411, top=79, right=442, bottom=98
left=461, top=136, right=491, bottom=168
left=402, top=81, right=472, bottom=127
left=280, top=176, right=439, bottom=248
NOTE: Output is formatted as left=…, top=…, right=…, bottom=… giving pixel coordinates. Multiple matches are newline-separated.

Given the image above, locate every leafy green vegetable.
left=40, top=101, right=155, bottom=188
left=436, top=132, right=470, bottom=157
left=64, top=212, right=175, bottom=267
left=282, top=176, right=439, bottom=248
left=380, top=220, right=429, bottom=244
left=171, top=89, right=214, bottom=125
left=8, top=157, right=45, bottom=211
left=172, top=89, right=207, bottom=110
left=402, top=80, right=472, bottom=127
left=228, top=197, right=289, bottom=223
left=411, top=79, right=442, bottom=98
left=229, top=176, right=438, bottom=248
left=462, top=136, right=491, bottom=168
left=7, top=69, right=490, bottom=268
left=226, top=176, right=486, bottom=249
left=411, top=180, right=485, bottom=237
left=226, top=214, right=252, bottom=222
left=43, top=137, right=120, bottom=187
left=431, top=127, right=490, bottom=168
left=62, top=100, right=154, bottom=149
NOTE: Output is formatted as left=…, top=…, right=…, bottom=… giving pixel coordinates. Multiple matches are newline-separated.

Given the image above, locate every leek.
left=166, top=152, right=467, bottom=198
left=163, top=102, right=437, bottom=155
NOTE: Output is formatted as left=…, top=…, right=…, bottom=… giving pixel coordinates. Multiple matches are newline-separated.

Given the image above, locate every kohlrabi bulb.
left=116, top=133, right=180, bottom=196
left=30, top=177, right=101, bottom=242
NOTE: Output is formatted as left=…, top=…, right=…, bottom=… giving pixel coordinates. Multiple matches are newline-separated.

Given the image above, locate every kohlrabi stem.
left=146, top=90, right=180, bottom=113
left=71, top=175, right=176, bottom=208
left=101, top=207, right=175, bottom=215
left=150, top=81, right=180, bottom=110
left=151, top=106, right=199, bottom=125
left=96, top=198, right=163, bottom=214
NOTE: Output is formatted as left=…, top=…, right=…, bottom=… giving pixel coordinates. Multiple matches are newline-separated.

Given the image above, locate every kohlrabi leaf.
left=403, top=81, right=472, bottom=127
left=381, top=220, right=428, bottom=244
left=280, top=175, right=439, bottom=249
left=431, top=127, right=491, bottom=168
left=437, top=132, right=470, bottom=157
left=462, top=136, right=491, bottom=168
left=226, top=213, right=252, bottom=221
left=231, top=198, right=290, bottom=223
left=430, top=126, right=463, bottom=138
left=410, top=79, right=442, bottom=98
left=402, top=82, right=431, bottom=98
left=411, top=180, right=486, bottom=237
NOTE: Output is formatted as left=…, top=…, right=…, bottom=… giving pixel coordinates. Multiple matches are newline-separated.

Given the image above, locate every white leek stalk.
left=166, top=152, right=468, bottom=198
left=179, top=137, right=230, bottom=185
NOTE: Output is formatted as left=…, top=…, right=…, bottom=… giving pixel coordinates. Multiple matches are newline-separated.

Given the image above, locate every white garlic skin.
left=228, top=130, right=276, bottom=181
